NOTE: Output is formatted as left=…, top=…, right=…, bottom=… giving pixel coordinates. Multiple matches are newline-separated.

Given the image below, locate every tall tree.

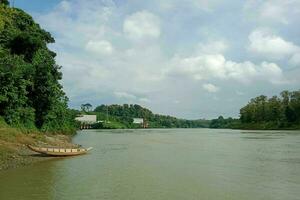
left=81, top=103, right=92, bottom=112
left=0, top=5, right=75, bottom=133
left=239, top=90, right=300, bottom=129
left=0, top=0, right=9, bottom=6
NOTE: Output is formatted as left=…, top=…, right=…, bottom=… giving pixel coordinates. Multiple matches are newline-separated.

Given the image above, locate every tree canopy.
left=0, top=0, right=9, bottom=6
left=240, top=90, right=300, bottom=128
left=210, top=90, right=300, bottom=130
left=0, top=4, right=76, bottom=133
left=93, top=104, right=210, bottom=128
left=81, top=103, right=93, bottom=112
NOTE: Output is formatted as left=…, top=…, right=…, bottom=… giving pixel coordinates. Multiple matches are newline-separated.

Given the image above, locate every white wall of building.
left=75, top=115, right=97, bottom=124
left=133, top=118, right=144, bottom=124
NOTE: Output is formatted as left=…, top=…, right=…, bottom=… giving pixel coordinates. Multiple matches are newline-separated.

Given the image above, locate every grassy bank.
left=0, top=119, right=77, bottom=171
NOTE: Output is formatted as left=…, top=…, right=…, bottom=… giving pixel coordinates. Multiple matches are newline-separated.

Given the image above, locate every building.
left=133, top=118, right=144, bottom=124
left=133, top=118, right=148, bottom=128
left=75, top=115, right=97, bottom=124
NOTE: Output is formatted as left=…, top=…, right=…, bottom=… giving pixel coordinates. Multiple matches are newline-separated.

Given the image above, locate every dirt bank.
left=0, top=126, right=77, bottom=171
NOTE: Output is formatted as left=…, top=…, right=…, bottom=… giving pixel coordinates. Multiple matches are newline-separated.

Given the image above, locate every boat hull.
left=27, top=145, right=92, bottom=156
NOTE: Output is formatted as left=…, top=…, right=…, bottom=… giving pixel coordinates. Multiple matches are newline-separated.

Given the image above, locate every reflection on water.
left=0, top=129, right=300, bottom=200
left=241, top=136, right=282, bottom=139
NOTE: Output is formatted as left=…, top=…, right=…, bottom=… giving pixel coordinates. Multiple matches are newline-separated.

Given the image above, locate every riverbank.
left=234, top=122, right=300, bottom=130
left=2, top=129, right=299, bottom=200
left=0, top=124, right=77, bottom=171
left=209, top=117, right=300, bottom=130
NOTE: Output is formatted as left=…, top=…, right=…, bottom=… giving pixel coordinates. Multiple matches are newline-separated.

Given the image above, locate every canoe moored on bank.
left=27, top=145, right=93, bottom=156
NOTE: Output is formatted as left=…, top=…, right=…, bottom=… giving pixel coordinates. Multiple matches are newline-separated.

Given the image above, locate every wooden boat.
left=27, top=145, right=93, bottom=156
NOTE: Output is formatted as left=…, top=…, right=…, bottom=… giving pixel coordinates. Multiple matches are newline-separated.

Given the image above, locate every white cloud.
left=114, top=92, right=150, bottom=103
left=114, top=91, right=137, bottom=99
left=260, top=62, right=284, bottom=84
left=244, top=0, right=300, bottom=24
left=197, top=40, right=228, bottom=54
left=236, top=91, right=245, bottom=96
left=157, top=0, right=223, bottom=12
left=174, top=100, right=180, bottom=104
left=167, top=54, right=223, bottom=80
left=33, top=0, right=300, bottom=118
left=59, top=0, right=71, bottom=12
left=289, top=53, right=300, bottom=66
left=167, top=53, right=285, bottom=84
left=85, top=40, right=113, bottom=55
left=248, top=29, right=300, bottom=60
left=37, top=0, right=116, bottom=50
left=260, top=1, right=290, bottom=24
left=123, top=10, right=160, bottom=41
left=139, top=98, right=150, bottom=103
left=202, top=83, right=219, bottom=93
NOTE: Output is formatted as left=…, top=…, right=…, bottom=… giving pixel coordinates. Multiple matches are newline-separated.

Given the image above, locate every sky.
left=14, top=0, right=300, bottom=119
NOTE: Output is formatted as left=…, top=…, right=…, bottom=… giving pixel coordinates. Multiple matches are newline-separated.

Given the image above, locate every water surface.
left=1, top=129, right=300, bottom=200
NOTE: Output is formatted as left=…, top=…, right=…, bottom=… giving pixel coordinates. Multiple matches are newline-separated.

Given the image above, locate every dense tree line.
left=210, top=90, right=300, bottom=129
left=0, top=2, right=76, bottom=133
left=209, top=116, right=240, bottom=129
left=93, top=104, right=210, bottom=128
left=239, top=90, right=300, bottom=129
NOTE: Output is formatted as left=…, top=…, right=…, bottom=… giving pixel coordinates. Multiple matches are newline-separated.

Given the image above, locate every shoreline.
left=0, top=128, right=77, bottom=171
left=0, top=142, right=62, bottom=171
left=2, top=127, right=299, bottom=171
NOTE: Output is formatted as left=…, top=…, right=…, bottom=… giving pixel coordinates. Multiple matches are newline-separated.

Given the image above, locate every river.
left=0, top=129, right=300, bottom=200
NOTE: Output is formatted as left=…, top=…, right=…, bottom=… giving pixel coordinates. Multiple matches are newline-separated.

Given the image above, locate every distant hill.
left=89, top=104, right=210, bottom=129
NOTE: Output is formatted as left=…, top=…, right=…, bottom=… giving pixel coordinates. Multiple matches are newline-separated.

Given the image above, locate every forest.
left=91, top=104, right=210, bottom=129
left=0, top=1, right=298, bottom=133
left=210, top=90, right=300, bottom=129
left=91, top=90, right=300, bottom=130
left=238, top=90, right=300, bottom=129
left=0, top=2, right=76, bottom=134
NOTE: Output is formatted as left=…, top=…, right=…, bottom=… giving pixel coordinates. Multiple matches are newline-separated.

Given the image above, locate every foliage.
left=210, top=90, right=300, bottom=130
left=0, top=116, right=7, bottom=127
left=0, top=4, right=76, bottom=134
left=209, top=116, right=241, bottom=129
left=239, top=90, right=300, bottom=129
left=92, top=120, right=127, bottom=129
left=81, top=103, right=92, bottom=112
left=93, top=104, right=210, bottom=128
left=0, top=0, right=9, bottom=6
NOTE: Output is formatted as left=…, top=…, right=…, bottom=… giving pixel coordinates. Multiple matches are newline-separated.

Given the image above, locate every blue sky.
left=14, top=0, right=300, bottom=119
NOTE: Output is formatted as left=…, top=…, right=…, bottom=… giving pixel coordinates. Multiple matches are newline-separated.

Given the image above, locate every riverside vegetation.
left=0, top=1, right=77, bottom=133
left=210, top=90, right=300, bottom=130
left=83, top=89, right=300, bottom=130
left=91, top=104, right=211, bottom=129
left=1, top=0, right=298, bottom=134
left=0, top=116, right=76, bottom=170
left=0, top=0, right=299, bottom=170
left=0, top=1, right=77, bottom=169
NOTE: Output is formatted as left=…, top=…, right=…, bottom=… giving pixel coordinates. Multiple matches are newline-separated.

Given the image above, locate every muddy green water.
left=0, top=129, right=300, bottom=200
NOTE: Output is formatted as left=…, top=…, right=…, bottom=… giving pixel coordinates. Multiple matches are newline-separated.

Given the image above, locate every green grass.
left=0, top=117, right=75, bottom=170
left=0, top=116, right=8, bottom=127
left=0, top=116, right=47, bottom=157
